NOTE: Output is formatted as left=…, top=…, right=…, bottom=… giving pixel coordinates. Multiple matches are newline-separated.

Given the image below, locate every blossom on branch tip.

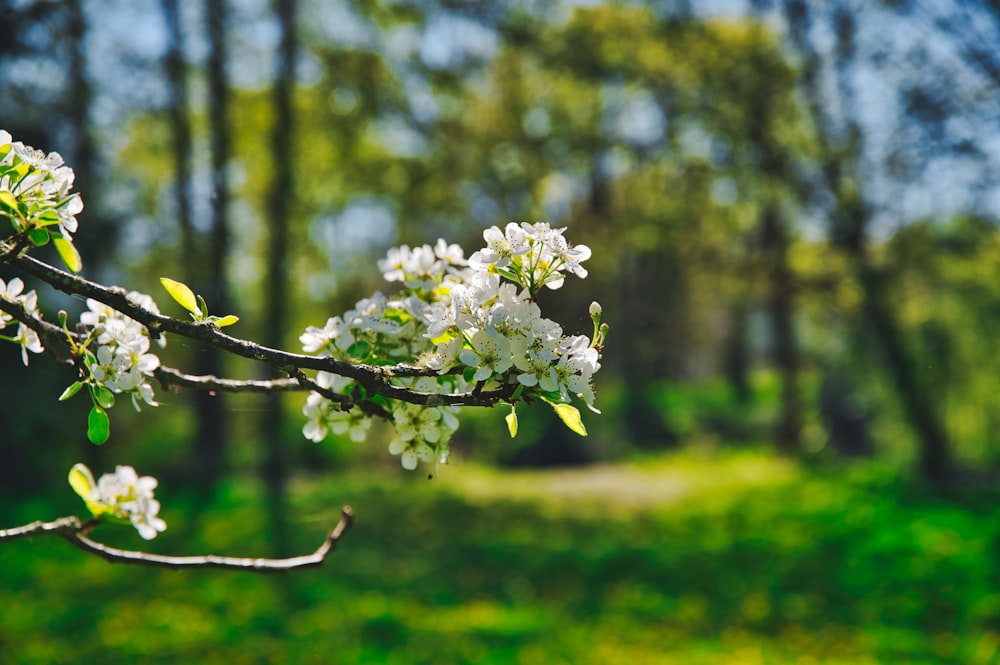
left=468, top=222, right=529, bottom=270
left=70, top=463, right=167, bottom=540
left=79, top=293, right=163, bottom=410
left=300, top=222, right=604, bottom=469
left=0, top=130, right=83, bottom=240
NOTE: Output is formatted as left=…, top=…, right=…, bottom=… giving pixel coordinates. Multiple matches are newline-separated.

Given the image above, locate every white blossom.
left=0, top=277, right=44, bottom=363
left=73, top=463, right=167, bottom=540
left=300, top=222, right=603, bottom=470
left=79, top=294, right=163, bottom=410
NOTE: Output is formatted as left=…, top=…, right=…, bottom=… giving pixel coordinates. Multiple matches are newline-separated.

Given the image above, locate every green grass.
left=2, top=452, right=998, bottom=664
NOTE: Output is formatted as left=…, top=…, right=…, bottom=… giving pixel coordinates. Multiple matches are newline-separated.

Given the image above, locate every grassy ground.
left=2, top=452, right=998, bottom=664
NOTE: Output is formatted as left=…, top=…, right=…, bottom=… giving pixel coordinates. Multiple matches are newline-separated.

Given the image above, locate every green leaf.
left=27, top=228, right=50, bottom=246
left=68, top=463, right=107, bottom=517
left=505, top=405, right=518, bottom=438
left=0, top=190, right=17, bottom=214
left=552, top=402, right=587, bottom=437
left=196, top=295, right=209, bottom=320
left=160, top=277, right=201, bottom=315
left=35, top=209, right=61, bottom=227
left=59, top=381, right=84, bottom=401
left=346, top=341, right=371, bottom=360
left=68, top=463, right=95, bottom=501
left=53, top=236, right=82, bottom=273
left=87, top=406, right=110, bottom=445
left=93, top=384, right=115, bottom=409
left=211, top=314, right=239, bottom=327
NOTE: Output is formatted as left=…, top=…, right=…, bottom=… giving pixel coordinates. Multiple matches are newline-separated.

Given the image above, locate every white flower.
left=388, top=436, right=435, bottom=470
left=78, top=293, right=163, bottom=408
left=387, top=402, right=458, bottom=471
left=0, top=278, right=44, bottom=362
left=434, top=238, right=466, bottom=268
left=424, top=335, right=463, bottom=374
left=459, top=329, right=514, bottom=381
left=0, top=276, right=26, bottom=304
left=468, top=222, right=529, bottom=270
left=302, top=372, right=371, bottom=443
left=14, top=324, right=42, bottom=365
left=0, top=133, right=83, bottom=238
left=88, top=341, right=160, bottom=408
left=77, top=463, right=167, bottom=540
left=300, top=316, right=354, bottom=355
left=379, top=244, right=413, bottom=283
left=379, top=240, right=465, bottom=290
left=301, top=393, right=371, bottom=443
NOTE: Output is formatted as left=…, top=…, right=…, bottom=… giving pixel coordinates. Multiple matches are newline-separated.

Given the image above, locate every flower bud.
left=589, top=301, right=602, bottom=318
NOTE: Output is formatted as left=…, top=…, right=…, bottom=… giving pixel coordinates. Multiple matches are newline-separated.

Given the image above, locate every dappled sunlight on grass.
left=2, top=452, right=997, bottom=664
left=431, top=452, right=801, bottom=515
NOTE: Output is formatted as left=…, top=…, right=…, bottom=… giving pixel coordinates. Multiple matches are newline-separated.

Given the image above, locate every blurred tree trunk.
left=784, top=0, right=952, bottom=482
left=66, top=0, right=109, bottom=480
left=194, top=0, right=232, bottom=491
left=66, top=0, right=114, bottom=266
left=748, top=0, right=802, bottom=455
left=159, top=0, right=195, bottom=261
left=760, top=202, right=802, bottom=454
left=723, top=300, right=751, bottom=404
left=260, top=0, right=298, bottom=553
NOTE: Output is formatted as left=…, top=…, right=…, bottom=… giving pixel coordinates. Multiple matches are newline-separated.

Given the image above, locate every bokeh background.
left=3, top=0, right=1000, bottom=662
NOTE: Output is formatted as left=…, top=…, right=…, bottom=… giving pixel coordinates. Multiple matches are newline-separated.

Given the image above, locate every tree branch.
left=0, top=506, right=355, bottom=572
left=153, top=366, right=303, bottom=394
left=3, top=251, right=511, bottom=408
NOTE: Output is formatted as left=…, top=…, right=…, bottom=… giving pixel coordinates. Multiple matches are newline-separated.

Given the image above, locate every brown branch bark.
left=0, top=250, right=513, bottom=408
left=0, top=507, right=354, bottom=572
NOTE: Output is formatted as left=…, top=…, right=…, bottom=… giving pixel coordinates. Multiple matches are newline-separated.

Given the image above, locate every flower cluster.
left=301, top=222, right=603, bottom=471
left=78, top=293, right=165, bottom=411
left=302, top=372, right=372, bottom=443
left=0, top=277, right=43, bottom=365
left=0, top=130, right=83, bottom=271
left=469, top=222, right=591, bottom=292
left=387, top=377, right=462, bottom=471
left=69, top=463, right=167, bottom=540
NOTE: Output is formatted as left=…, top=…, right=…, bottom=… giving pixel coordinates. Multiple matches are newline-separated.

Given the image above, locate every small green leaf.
left=211, top=314, right=239, bottom=327
left=160, top=277, right=201, bottom=315
left=552, top=403, right=587, bottom=437
left=93, top=384, right=115, bottom=409
left=27, top=228, right=50, bottom=246
left=196, top=295, right=209, bottom=321
left=68, top=463, right=95, bottom=501
left=59, top=381, right=84, bottom=401
left=53, top=236, right=82, bottom=273
left=35, top=209, right=61, bottom=226
left=68, top=463, right=107, bottom=517
left=505, top=405, right=518, bottom=438
left=346, top=341, right=371, bottom=360
left=87, top=406, right=110, bottom=445
left=0, top=190, right=17, bottom=214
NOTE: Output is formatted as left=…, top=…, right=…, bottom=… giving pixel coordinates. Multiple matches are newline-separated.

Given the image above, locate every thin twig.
left=0, top=507, right=355, bottom=572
